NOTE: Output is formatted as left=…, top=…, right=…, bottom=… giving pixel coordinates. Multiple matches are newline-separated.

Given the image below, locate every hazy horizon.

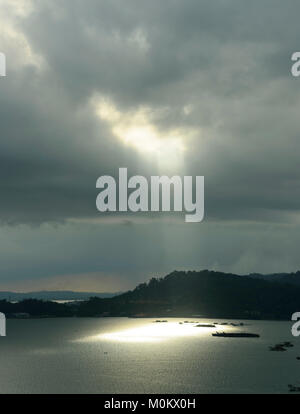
left=0, top=268, right=298, bottom=295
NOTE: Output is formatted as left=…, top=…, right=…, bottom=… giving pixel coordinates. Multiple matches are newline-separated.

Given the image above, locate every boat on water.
left=212, top=332, right=260, bottom=338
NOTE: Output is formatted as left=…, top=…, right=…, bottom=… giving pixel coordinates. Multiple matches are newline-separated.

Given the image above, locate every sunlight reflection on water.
left=74, top=321, right=221, bottom=343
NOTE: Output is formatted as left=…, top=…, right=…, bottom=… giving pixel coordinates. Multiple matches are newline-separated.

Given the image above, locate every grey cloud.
left=0, top=0, right=298, bottom=225
left=1, top=0, right=300, bottom=288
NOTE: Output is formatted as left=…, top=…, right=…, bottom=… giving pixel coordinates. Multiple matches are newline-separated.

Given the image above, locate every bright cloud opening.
left=92, top=96, right=195, bottom=168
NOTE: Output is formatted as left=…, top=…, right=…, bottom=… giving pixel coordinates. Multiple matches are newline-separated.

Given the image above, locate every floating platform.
left=212, top=332, right=260, bottom=338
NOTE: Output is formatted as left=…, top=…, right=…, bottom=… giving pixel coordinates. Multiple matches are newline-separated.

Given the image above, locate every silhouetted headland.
left=1, top=269, right=300, bottom=319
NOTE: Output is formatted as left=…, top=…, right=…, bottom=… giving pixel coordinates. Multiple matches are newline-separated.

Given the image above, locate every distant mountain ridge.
left=248, top=271, right=300, bottom=286
left=0, top=290, right=122, bottom=301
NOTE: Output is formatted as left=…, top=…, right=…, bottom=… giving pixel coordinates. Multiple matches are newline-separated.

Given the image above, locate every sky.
left=0, top=0, right=300, bottom=292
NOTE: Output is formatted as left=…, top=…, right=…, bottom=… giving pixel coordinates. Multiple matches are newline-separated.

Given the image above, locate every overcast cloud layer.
left=0, top=0, right=300, bottom=291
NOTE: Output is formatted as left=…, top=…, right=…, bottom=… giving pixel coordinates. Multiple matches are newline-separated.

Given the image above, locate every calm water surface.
left=0, top=317, right=298, bottom=393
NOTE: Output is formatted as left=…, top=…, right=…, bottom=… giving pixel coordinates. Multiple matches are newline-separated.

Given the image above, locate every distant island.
left=0, top=290, right=121, bottom=302
left=1, top=270, right=300, bottom=320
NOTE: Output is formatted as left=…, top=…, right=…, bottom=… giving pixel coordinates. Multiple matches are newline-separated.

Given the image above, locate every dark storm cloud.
left=0, top=0, right=298, bottom=225
left=1, top=0, right=300, bottom=288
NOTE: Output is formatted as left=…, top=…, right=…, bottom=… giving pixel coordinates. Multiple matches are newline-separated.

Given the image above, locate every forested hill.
left=1, top=270, right=300, bottom=320
left=249, top=271, right=300, bottom=286
left=78, top=270, right=300, bottom=319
